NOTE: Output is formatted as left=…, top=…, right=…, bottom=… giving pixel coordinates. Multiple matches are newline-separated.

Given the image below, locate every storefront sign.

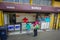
left=6, top=6, right=15, bottom=9
left=31, top=7, right=41, bottom=10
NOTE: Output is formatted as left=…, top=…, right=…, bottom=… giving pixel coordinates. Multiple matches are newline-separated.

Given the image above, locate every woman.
left=33, top=21, right=39, bottom=37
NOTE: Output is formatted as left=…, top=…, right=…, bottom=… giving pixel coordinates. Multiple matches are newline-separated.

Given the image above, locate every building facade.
left=0, top=0, right=60, bottom=33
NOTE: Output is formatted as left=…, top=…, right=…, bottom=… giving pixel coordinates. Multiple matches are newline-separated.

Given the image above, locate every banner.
left=15, top=24, right=20, bottom=31
left=8, top=25, right=14, bottom=31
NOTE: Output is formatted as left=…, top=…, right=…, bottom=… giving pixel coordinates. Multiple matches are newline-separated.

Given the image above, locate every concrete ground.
left=7, top=30, right=60, bottom=40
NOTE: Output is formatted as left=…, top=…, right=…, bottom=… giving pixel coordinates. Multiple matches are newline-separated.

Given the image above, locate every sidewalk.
left=9, top=29, right=54, bottom=35
left=8, top=30, right=60, bottom=40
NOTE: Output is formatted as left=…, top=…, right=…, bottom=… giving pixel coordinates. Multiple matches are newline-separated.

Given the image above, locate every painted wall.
left=50, top=13, right=54, bottom=29
left=56, top=13, right=60, bottom=29
left=0, top=11, right=4, bottom=26
left=52, top=0, right=60, bottom=29
left=52, top=1, right=60, bottom=7
left=0, top=0, right=2, bottom=2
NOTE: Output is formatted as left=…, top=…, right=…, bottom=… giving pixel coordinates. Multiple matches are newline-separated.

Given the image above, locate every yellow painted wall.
left=53, top=2, right=60, bottom=7
left=56, top=13, right=60, bottom=29
left=52, top=0, right=60, bottom=7
left=52, top=0, right=60, bottom=29
left=0, top=0, right=2, bottom=2
left=50, top=13, right=54, bottom=29
left=0, top=11, right=4, bottom=26
left=30, top=0, right=33, bottom=5
left=58, top=13, right=60, bottom=28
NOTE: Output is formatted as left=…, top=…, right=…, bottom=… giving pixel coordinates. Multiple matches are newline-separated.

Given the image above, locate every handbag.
left=35, top=24, right=39, bottom=29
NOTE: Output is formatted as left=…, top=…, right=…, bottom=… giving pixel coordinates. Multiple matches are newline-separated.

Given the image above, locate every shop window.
left=37, top=13, right=50, bottom=29
left=15, top=0, right=19, bottom=2
left=3, top=0, right=14, bottom=2
left=19, top=0, right=23, bottom=3
left=19, top=0, right=30, bottom=4
left=32, top=0, right=40, bottom=5
left=16, top=13, right=36, bottom=23
left=23, top=0, right=29, bottom=3
left=3, top=0, right=30, bottom=3
left=32, top=0, right=51, bottom=6
left=3, top=0, right=6, bottom=1
left=38, top=13, right=50, bottom=22
left=8, top=13, right=36, bottom=24
left=8, top=0, right=14, bottom=2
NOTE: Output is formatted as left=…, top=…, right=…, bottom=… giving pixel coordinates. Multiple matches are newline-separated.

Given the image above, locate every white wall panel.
left=4, top=13, right=9, bottom=25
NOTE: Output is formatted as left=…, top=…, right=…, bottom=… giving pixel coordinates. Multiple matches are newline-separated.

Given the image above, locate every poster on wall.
left=16, top=13, right=36, bottom=22
left=22, top=23, right=34, bottom=31
left=15, top=24, right=20, bottom=31
left=22, top=23, right=26, bottom=31
left=8, top=25, right=15, bottom=31
left=28, top=23, right=34, bottom=30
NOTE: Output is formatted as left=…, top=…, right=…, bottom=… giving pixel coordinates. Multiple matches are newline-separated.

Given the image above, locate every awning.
left=0, top=2, right=60, bottom=13
left=55, top=7, right=60, bottom=12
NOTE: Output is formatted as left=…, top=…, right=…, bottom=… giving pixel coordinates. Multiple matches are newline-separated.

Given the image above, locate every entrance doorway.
left=9, top=13, right=16, bottom=24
